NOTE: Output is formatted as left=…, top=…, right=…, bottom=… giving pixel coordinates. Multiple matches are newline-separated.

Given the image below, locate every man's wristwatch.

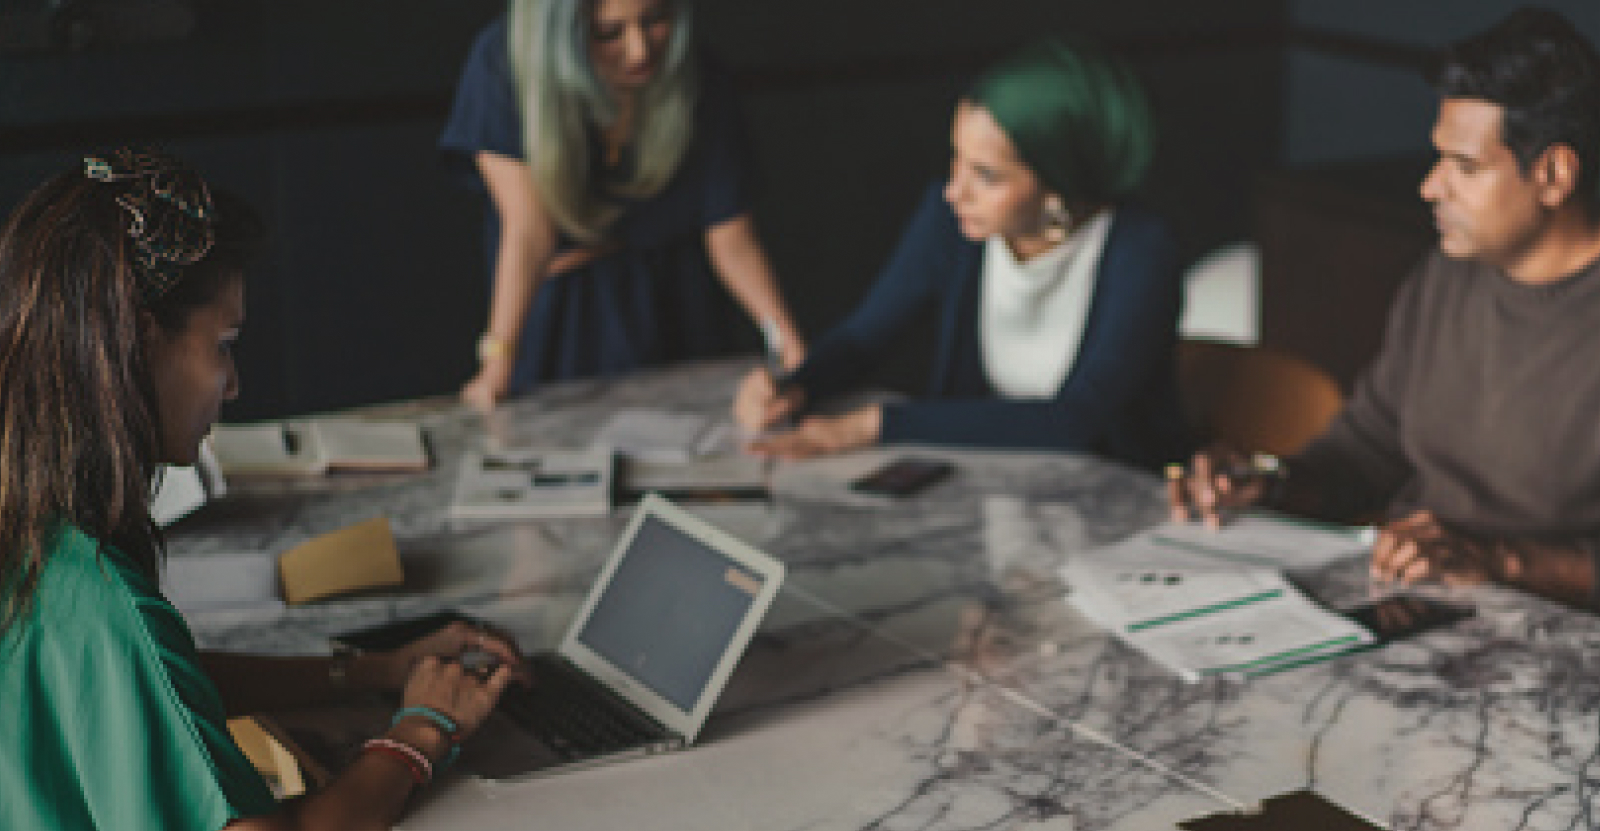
left=1247, top=452, right=1290, bottom=504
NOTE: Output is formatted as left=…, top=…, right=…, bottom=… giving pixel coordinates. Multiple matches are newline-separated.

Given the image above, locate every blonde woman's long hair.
left=508, top=0, right=698, bottom=243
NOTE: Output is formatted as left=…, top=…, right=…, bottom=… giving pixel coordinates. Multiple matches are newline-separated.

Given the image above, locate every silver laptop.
left=460, top=493, right=785, bottom=780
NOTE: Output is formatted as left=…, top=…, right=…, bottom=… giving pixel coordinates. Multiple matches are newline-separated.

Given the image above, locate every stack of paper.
left=210, top=419, right=429, bottom=476
left=1061, top=519, right=1373, bottom=681
left=162, top=517, right=405, bottom=624
left=590, top=408, right=728, bottom=463
left=450, top=447, right=614, bottom=520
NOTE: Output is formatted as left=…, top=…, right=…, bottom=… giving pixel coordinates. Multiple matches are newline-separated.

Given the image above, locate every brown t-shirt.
left=1295, top=248, right=1600, bottom=546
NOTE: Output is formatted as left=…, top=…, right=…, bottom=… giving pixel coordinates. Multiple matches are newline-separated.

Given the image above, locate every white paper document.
left=1126, top=596, right=1372, bottom=681
left=161, top=554, right=286, bottom=624
left=151, top=465, right=209, bottom=527
left=1061, top=519, right=1374, bottom=681
left=1139, top=514, right=1373, bottom=571
left=622, top=452, right=766, bottom=491
left=450, top=447, right=614, bottom=520
left=210, top=419, right=427, bottom=475
left=590, top=408, right=727, bottom=463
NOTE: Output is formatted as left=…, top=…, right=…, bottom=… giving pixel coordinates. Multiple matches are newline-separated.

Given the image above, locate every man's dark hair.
left=1434, top=7, right=1600, bottom=212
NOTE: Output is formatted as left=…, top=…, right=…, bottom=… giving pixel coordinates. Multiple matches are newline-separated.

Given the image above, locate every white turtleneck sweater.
left=979, top=210, right=1114, bottom=399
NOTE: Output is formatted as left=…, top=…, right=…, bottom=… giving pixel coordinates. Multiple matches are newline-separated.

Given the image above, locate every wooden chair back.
left=1177, top=340, right=1344, bottom=457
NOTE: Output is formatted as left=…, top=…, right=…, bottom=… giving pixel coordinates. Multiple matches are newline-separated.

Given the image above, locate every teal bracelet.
left=391, top=707, right=461, bottom=767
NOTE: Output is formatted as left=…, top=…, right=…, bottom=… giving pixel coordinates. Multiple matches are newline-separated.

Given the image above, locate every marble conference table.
left=167, top=358, right=1600, bottom=831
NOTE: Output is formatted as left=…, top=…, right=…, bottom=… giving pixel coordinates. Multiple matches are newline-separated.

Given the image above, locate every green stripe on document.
left=1198, top=634, right=1366, bottom=677
left=1125, top=589, right=1284, bottom=632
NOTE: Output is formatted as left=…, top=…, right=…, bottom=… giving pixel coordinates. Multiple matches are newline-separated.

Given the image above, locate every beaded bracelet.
left=363, top=738, right=432, bottom=787
left=391, top=707, right=461, bottom=767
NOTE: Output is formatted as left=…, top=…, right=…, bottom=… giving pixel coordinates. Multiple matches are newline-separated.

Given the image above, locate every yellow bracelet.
left=477, top=335, right=510, bottom=362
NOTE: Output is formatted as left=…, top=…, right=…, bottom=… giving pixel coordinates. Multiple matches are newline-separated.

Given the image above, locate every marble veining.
left=166, top=358, right=1600, bottom=830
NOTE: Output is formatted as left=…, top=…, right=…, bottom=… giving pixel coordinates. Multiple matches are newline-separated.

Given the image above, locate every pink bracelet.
left=362, top=737, right=433, bottom=786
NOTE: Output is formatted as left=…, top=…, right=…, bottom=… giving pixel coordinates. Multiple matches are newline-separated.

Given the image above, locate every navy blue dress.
left=786, top=184, right=1192, bottom=470
left=440, top=18, right=756, bottom=389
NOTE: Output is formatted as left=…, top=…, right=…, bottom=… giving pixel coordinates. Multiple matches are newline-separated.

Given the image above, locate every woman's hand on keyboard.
left=397, top=655, right=515, bottom=751
left=379, top=620, right=530, bottom=689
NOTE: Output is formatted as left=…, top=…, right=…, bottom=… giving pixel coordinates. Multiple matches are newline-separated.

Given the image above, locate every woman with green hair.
left=734, top=39, right=1189, bottom=469
left=441, top=0, right=804, bottom=410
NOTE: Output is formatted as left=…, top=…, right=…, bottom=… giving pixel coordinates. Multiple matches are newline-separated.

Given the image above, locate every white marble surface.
left=167, top=358, right=1600, bottom=830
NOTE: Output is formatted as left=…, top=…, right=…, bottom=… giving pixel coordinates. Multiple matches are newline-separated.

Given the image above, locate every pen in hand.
left=1167, top=452, right=1284, bottom=525
left=758, top=319, right=797, bottom=432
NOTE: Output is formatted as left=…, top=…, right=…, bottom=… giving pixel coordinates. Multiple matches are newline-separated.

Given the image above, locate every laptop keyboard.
left=499, top=656, right=666, bottom=761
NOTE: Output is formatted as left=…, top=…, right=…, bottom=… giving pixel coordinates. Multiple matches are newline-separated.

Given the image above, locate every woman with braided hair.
left=0, top=149, right=523, bottom=830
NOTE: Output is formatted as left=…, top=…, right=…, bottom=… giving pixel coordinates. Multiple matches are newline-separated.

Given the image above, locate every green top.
left=0, top=526, right=277, bottom=831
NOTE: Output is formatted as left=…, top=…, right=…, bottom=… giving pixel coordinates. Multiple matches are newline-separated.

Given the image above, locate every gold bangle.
left=477, top=335, right=510, bottom=362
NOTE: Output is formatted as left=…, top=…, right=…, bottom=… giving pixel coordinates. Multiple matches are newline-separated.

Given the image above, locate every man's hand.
left=1370, top=510, right=1519, bottom=586
left=1167, top=445, right=1279, bottom=527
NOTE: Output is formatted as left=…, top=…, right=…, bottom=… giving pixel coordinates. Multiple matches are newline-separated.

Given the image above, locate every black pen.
left=531, top=471, right=600, bottom=487
left=759, top=319, right=789, bottom=389
left=759, top=319, right=799, bottom=425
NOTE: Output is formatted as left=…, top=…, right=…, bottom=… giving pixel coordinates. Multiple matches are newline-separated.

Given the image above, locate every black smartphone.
left=331, top=610, right=479, bottom=652
left=849, top=457, right=955, bottom=497
left=1344, top=595, right=1474, bottom=646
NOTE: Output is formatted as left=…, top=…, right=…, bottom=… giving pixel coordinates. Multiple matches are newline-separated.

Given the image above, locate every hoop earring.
left=1042, top=197, right=1070, bottom=244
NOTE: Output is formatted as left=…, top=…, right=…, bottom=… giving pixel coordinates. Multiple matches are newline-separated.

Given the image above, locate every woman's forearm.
left=226, top=720, right=451, bottom=831
left=475, top=152, right=559, bottom=357
left=706, top=214, right=804, bottom=364
left=201, top=652, right=397, bottom=717
left=482, top=229, right=552, bottom=352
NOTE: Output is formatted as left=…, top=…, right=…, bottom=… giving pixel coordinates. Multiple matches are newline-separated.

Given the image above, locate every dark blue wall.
left=1, top=0, right=1287, bottom=419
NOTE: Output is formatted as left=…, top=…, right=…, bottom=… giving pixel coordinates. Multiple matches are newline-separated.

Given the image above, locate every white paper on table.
left=151, top=465, right=209, bottom=527
left=1142, top=515, right=1372, bottom=571
left=313, top=420, right=427, bottom=470
left=1125, top=591, right=1373, bottom=681
left=624, top=452, right=765, bottom=491
left=449, top=448, right=612, bottom=520
left=1062, top=553, right=1290, bottom=632
left=1059, top=518, right=1374, bottom=682
left=160, top=554, right=285, bottom=621
left=210, top=423, right=318, bottom=473
left=590, top=408, right=722, bottom=463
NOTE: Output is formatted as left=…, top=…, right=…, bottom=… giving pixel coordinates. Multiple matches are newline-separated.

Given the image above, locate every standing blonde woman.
left=441, top=0, right=804, bottom=408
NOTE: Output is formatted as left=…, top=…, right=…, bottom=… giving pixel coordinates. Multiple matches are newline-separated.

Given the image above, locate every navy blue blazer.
left=787, top=184, right=1190, bottom=469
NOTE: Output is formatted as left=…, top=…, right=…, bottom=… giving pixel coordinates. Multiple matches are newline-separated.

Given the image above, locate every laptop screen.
left=575, top=514, right=768, bottom=711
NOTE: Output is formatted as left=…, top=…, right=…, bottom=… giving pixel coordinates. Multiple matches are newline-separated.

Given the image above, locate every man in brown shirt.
left=1172, top=7, right=1600, bottom=609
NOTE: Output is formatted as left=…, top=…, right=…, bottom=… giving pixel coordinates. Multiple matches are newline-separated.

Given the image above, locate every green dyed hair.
left=508, top=0, right=698, bottom=243
left=968, top=39, right=1155, bottom=205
